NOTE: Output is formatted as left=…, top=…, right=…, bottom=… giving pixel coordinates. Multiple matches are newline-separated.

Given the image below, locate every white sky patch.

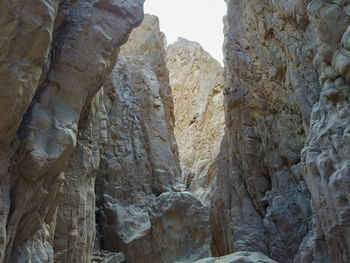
left=144, top=0, right=227, bottom=65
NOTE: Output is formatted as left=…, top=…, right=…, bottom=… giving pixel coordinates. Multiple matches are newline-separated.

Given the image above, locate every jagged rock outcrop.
left=0, top=0, right=144, bottom=262
left=95, top=15, right=211, bottom=263
left=166, top=38, right=225, bottom=206
left=192, top=251, right=277, bottom=263
left=301, top=2, right=350, bottom=262
left=211, top=2, right=319, bottom=261
left=212, top=1, right=350, bottom=263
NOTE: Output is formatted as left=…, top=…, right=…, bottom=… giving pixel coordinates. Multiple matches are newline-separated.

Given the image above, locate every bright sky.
left=144, top=0, right=227, bottom=65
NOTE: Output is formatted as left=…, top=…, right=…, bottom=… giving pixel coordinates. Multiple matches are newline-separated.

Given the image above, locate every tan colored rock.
left=0, top=0, right=145, bottom=262
left=96, top=15, right=211, bottom=263
left=191, top=251, right=277, bottom=263
left=166, top=38, right=225, bottom=206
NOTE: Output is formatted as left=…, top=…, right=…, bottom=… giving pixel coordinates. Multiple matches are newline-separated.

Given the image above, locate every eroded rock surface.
left=3, top=1, right=350, bottom=263
left=192, top=251, right=277, bottom=263
left=166, top=38, right=225, bottom=206
left=95, top=15, right=211, bottom=263
left=212, top=0, right=350, bottom=263
left=0, top=0, right=144, bottom=262
left=301, top=2, right=350, bottom=262
left=211, top=1, right=320, bottom=261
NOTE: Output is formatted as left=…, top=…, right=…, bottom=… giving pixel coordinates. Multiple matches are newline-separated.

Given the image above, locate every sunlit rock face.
left=212, top=0, right=350, bottom=263
left=95, top=14, right=211, bottom=263
left=166, top=38, right=225, bottom=206
left=0, top=0, right=144, bottom=262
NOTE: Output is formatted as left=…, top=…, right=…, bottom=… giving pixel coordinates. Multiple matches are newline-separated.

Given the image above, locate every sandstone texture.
left=95, top=15, right=211, bottom=263
left=166, top=38, right=225, bottom=206
left=192, top=251, right=277, bottom=263
left=212, top=0, right=350, bottom=263
left=0, top=0, right=144, bottom=262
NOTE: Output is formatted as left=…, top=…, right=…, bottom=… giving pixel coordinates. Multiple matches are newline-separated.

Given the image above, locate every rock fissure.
left=2, top=1, right=350, bottom=263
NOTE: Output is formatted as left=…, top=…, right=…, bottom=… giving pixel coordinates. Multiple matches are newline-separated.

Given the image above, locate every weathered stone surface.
left=301, top=1, right=350, bottom=262
left=3, top=1, right=350, bottom=263
left=191, top=251, right=277, bottom=263
left=0, top=1, right=62, bottom=259
left=91, top=251, right=125, bottom=263
left=166, top=38, right=225, bottom=206
left=0, top=0, right=144, bottom=262
left=211, top=0, right=324, bottom=262
left=53, top=90, right=108, bottom=263
left=96, top=15, right=211, bottom=263
left=212, top=0, right=350, bottom=263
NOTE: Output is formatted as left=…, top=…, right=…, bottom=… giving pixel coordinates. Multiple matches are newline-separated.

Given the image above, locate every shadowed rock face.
left=0, top=0, right=144, bottom=262
left=95, top=15, right=211, bottom=263
left=166, top=38, right=225, bottom=206
left=302, top=1, right=350, bottom=262
left=2, top=1, right=350, bottom=263
left=211, top=1, right=319, bottom=261
left=211, top=0, right=350, bottom=263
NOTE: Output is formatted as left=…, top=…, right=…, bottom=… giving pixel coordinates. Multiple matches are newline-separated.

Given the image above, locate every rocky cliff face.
left=95, top=15, right=211, bottom=263
left=212, top=0, right=350, bottom=263
left=302, top=2, right=350, bottom=262
left=166, top=38, right=225, bottom=206
left=2, top=1, right=350, bottom=263
left=0, top=0, right=144, bottom=262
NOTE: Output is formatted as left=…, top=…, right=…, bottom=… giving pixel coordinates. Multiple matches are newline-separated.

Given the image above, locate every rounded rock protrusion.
left=324, top=79, right=339, bottom=102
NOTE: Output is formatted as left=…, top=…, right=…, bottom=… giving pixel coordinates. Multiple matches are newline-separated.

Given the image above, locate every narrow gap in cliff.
left=144, top=0, right=227, bottom=206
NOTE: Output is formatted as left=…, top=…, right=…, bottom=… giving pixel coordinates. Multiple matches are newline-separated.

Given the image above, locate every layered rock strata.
left=0, top=0, right=144, bottom=262
left=95, top=15, right=211, bottom=263
left=212, top=1, right=350, bottom=263
left=166, top=38, right=225, bottom=206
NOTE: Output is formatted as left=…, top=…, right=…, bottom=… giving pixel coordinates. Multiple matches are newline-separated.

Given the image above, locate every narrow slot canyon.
left=0, top=0, right=350, bottom=263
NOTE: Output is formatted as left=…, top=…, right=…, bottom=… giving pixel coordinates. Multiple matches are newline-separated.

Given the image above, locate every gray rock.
left=91, top=251, right=125, bottom=263
left=212, top=0, right=350, bottom=263
left=211, top=0, right=326, bottom=262
left=0, top=0, right=144, bottom=261
left=190, top=251, right=277, bottom=263
left=95, top=15, right=211, bottom=263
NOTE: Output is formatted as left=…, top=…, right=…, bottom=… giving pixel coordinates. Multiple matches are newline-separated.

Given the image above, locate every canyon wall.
left=211, top=0, right=350, bottom=263
left=95, top=15, right=211, bottom=263
left=0, top=0, right=144, bottom=262
left=166, top=38, right=225, bottom=206
left=2, top=0, right=350, bottom=263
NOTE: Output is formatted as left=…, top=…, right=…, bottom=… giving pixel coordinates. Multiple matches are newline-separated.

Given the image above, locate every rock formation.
left=166, top=38, right=225, bottom=206
left=2, top=0, right=350, bottom=262
left=211, top=0, right=350, bottom=263
left=95, top=15, right=211, bottom=263
left=0, top=0, right=144, bottom=262
left=302, top=2, right=350, bottom=262
left=192, top=252, right=277, bottom=263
